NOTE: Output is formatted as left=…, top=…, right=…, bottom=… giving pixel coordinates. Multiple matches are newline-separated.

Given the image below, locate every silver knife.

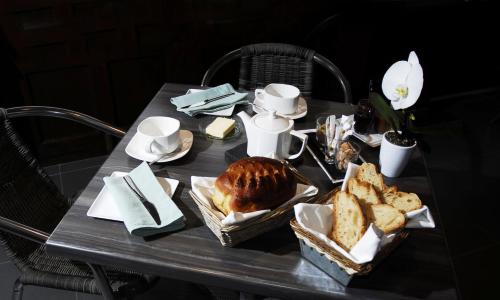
left=180, top=92, right=235, bottom=109
left=123, top=175, right=162, bottom=225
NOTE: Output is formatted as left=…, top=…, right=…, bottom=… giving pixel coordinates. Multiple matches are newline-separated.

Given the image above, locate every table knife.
left=180, top=92, right=235, bottom=109
left=123, top=175, right=162, bottom=225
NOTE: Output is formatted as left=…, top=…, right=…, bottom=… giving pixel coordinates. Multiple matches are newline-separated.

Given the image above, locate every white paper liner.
left=294, top=203, right=383, bottom=264
left=294, top=162, right=435, bottom=265
left=191, top=176, right=318, bottom=226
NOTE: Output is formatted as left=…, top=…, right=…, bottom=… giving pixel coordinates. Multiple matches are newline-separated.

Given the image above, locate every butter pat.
left=206, top=117, right=235, bottom=138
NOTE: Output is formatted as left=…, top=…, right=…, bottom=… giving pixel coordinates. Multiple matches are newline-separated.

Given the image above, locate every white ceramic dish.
left=352, top=131, right=383, bottom=147
left=253, top=96, right=307, bottom=119
left=186, top=89, right=235, bottom=116
left=87, top=171, right=179, bottom=221
left=125, top=129, right=193, bottom=163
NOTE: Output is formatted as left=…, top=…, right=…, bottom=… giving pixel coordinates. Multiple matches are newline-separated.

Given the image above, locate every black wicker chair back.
left=0, top=107, right=153, bottom=299
left=201, top=43, right=352, bottom=103
left=0, top=108, right=69, bottom=269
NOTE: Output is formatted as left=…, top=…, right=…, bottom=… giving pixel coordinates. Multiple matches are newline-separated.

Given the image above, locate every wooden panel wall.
left=1, top=0, right=496, bottom=163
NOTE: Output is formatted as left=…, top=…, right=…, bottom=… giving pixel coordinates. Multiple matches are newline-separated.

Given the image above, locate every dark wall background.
left=0, top=0, right=498, bottom=164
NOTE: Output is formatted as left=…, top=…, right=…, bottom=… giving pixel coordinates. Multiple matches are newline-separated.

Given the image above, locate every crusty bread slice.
left=384, top=185, right=398, bottom=195
left=366, top=204, right=405, bottom=234
left=381, top=185, right=398, bottom=206
left=356, top=163, right=385, bottom=193
left=383, top=191, right=422, bottom=213
left=347, top=178, right=382, bottom=210
left=331, top=191, right=366, bottom=251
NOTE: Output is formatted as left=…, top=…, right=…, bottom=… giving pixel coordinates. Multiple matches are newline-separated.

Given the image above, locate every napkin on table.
left=191, top=176, right=318, bottom=226
left=103, top=162, right=185, bottom=237
left=170, top=83, right=248, bottom=116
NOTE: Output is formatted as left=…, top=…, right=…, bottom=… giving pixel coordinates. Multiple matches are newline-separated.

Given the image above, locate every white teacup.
left=255, top=83, right=300, bottom=115
left=137, top=117, right=180, bottom=155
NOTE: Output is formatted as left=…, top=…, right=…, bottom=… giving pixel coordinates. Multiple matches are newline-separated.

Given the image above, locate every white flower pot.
left=379, top=131, right=416, bottom=177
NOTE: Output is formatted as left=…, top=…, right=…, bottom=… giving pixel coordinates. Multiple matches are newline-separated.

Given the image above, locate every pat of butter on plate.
left=206, top=117, right=236, bottom=139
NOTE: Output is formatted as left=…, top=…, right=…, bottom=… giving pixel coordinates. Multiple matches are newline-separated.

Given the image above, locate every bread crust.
left=331, top=191, right=366, bottom=251
left=356, top=163, right=385, bottom=193
left=347, top=178, right=382, bottom=210
left=382, top=189, right=422, bottom=213
left=213, top=157, right=297, bottom=215
left=366, top=204, right=405, bottom=234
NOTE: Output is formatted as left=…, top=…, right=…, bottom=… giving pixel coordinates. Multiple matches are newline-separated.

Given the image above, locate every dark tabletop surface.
left=46, top=83, right=458, bottom=300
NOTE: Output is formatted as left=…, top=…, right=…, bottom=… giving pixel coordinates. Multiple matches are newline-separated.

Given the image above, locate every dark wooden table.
left=46, top=83, right=458, bottom=300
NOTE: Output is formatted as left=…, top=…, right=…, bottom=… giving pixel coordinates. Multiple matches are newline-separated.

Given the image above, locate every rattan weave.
left=290, top=188, right=409, bottom=276
left=190, top=168, right=319, bottom=247
left=0, top=108, right=155, bottom=298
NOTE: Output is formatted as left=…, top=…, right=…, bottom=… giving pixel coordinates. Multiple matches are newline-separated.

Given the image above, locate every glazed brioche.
left=347, top=178, right=382, bottom=210
left=366, top=204, right=405, bottom=234
left=356, top=163, right=385, bottom=193
left=331, top=191, right=366, bottom=251
left=383, top=191, right=422, bottom=213
left=212, top=157, right=297, bottom=215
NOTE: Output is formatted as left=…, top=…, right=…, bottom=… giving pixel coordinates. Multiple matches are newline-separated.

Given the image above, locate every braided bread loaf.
left=212, top=157, right=297, bottom=215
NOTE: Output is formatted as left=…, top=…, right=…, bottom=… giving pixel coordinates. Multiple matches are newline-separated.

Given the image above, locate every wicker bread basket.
left=290, top=187, right=409, bottom=285
left=190, top=165, right=319, bottom=247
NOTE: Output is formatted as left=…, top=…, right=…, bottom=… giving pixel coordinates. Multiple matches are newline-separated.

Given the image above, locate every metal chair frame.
left=0, top=106, right=139, bottom=300
left=201, top=45, right=352, bottom=104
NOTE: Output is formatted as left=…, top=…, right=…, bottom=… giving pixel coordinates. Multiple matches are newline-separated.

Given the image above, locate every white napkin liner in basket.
left=294, top=162, right=435, bottom=265
left=191, top=176, right=318, bottom=226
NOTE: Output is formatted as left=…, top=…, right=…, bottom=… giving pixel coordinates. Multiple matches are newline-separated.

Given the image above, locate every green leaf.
left=368, top=92, right=401, bottom=131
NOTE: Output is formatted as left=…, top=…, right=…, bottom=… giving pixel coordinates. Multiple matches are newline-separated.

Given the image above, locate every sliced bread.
left=331, top=191, right=366, bottom=251
left=366, top=204, right=406, bottom=234
left=384, top=185, right=398, bottom=195
left=347, top=178, right=382, bottom=210
left=356, top=162, right=385, bottom=192
left=383, top=191, right=422, bottom=213
left=382, top=185, right=398, bottom=205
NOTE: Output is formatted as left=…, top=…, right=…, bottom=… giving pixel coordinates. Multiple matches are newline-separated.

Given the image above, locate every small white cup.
left=255, top=83, right=300, bottom=115
left=137, top=116, right=180, bottom=155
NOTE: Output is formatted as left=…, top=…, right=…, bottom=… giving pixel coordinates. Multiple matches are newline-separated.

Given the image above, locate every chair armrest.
left=5, top=106, right=125, bottom=138
left=0, top=216, right=49, bottom=244
left=313, top=54, right=352, bottom=104
left=201, top=48, right=241, bottom=87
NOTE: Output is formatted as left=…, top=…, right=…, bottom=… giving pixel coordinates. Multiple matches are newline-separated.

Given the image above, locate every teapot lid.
left=253, top=110, right=290, bottom=132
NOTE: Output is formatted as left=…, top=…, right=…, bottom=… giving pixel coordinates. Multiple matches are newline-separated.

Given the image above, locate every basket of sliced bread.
left=290, top=162, right=435, bottom=285
left=189, top=157, right=319, bottom=247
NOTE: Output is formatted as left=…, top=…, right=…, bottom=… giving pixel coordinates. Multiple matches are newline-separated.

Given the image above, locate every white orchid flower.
left=381, top=51, right=424, bottom=110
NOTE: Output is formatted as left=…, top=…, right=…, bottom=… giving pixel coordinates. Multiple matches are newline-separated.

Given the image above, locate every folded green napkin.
left=171, top=83, right=248, bottom=116
left=103, top=162, right=185, bottom=237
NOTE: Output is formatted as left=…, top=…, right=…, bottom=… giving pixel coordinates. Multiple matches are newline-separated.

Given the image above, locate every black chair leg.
left=12, top=278, right=24, bottom=300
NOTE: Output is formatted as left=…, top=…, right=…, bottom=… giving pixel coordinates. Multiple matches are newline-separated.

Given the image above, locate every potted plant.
left=369, top=51, right=424, bottom=177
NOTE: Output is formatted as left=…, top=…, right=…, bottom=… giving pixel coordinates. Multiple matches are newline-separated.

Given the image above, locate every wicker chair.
left=201, top=43, right=352, bottom=103
left=0, top=107, right=157, bottom=300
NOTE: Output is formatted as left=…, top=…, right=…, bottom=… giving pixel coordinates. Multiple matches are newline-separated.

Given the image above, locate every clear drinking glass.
left=315, top=114, right=337, bottom=164
left=353, top=99, right=375, bottom=134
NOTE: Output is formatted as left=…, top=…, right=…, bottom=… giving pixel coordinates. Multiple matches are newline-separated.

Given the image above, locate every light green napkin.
left=170, top=83, right=248, bottom=116
left=103, top=162, right=185, bottom=237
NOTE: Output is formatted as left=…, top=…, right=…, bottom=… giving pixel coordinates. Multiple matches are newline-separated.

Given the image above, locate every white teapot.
left=237, top=110, right=308, bottom=160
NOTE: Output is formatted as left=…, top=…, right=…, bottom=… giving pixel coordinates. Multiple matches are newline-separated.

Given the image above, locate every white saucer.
left=125, top=130, right=193, bottom=163
left=253, top=96, right=307, bottom=119
left=87, top=171, right=179, bottom=222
